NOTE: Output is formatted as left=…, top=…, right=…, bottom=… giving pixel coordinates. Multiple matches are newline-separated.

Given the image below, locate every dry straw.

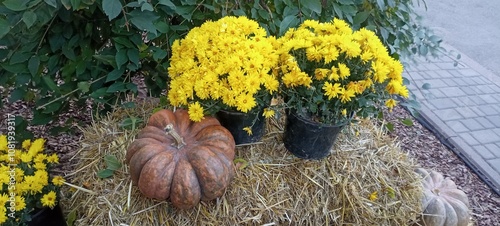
left=61, top=99, right=423, bottom=225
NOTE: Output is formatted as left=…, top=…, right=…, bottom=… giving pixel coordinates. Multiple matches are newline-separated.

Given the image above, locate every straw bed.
left=61, top=99, right=422, bottom=225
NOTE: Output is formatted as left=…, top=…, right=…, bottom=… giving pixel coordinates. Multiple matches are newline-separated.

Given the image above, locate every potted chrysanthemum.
left=0, top=135, right=66, bottom=226
left=167, top=16, right=279, bottom=144
left=274, top=18, right=409, bottom=159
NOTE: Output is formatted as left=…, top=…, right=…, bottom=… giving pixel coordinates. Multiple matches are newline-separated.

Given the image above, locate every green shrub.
left=0, top=0, right=438, bottom=139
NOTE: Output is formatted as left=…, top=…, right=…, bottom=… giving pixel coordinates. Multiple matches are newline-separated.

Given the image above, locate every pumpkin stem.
left=164, top=124, right=186, bottom=149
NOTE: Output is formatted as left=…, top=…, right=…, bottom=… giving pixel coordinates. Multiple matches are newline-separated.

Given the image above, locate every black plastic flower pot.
left=216, top=109, right=265, bottom=145
left=28, top=204, right=67, bottom=226
left=283, top=111, right=344, bottom=159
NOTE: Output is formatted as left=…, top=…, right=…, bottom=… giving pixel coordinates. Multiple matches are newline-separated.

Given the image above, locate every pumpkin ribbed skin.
left=125, top=109, right=235, bottom=209
left=415, top=168, right=470, bottom=226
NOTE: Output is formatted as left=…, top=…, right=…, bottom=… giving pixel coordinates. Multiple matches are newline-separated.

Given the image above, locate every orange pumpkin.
left=416, top=168, right=470, bottom=226
left=125, top=109, right=235, bottom=209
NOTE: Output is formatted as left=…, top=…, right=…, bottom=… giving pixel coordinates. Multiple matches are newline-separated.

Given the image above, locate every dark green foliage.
left=0, top=0, right=439, bottom=139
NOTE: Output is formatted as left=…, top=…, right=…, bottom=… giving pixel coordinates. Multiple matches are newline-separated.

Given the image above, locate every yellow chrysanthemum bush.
left=0, top=135, right=65, bottom=226
left=167, top=16, right=279, bottom=122
left=274, top=19, right=409, bottom=125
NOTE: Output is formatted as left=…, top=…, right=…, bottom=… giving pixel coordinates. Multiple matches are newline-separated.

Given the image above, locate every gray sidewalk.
left=404, top=43, right=500, bottom=194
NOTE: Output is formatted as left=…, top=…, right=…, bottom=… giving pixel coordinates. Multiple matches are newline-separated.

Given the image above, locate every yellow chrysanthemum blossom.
left=385, top=99, right=398, bottom=110
left=15, top=195, right=26, bottom=211
left=167, top=16, right=279, bottom=119
left=0, top=135, right=7, bottom=152
left=0, top=193, right=9, bottom=206
left=40, top=191, right=57, bottom=208
left=0, top=208, right=7, bottom=224
left=187, top=102, right=205, bottom=122
left=22, top=139, right=31, bottom=150
left=323, top=82, right=342, bottom=100
left=242, top=127, right=253, bottom=135
left=52, top=176, right=65, bottom=186
left=262, top=108, right=275, bottom=118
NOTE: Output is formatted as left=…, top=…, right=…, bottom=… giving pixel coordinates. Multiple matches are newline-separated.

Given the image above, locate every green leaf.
left=141, top=2, right=153, bottom=11
left=105, top=67, right=126, bottom=82
left=419, top=45, right=428, bottom=55
left=401, top=118, right=413, bottom=126
left=280, top=15, right=299, bottom=36
left=104, top=155, right=122, bottom=171
left=28, top=56, right=40, bottom=76
left=152, top=48, right=167, bottom=61
left=385, top=122, right=394, bottom=132
left=22, top=11, right=38, bottom=29
left=421, top=83, right=431, bottom=90
left=121, top=101, right=136, bottom=108
left=158, top=0, right=176, bottom=9
left=44, top=0, right=57, bottom=8
left=70, top=0, right=80, bottom=9
left=66, top=209, right=77, bottom=226
left=120, top=117, right=143, bottom=130
left=3, top=0, right=30, bottom=11
left=127, top=48, right=139, bottom=65
left=93, top=54, right=116, bottom=66
left=77, top=81, right=90, bottom=93
left=97, top=169, right=114, bottom=178
left=33, top=110, right=52, bottom=125
left=10, top=52, right=32, bottom=64
left=60, top=0, right=71, bottom=9
left=106, top=82, right=126, bottom=93
left=175, top=6, right=196, bottom=20
left=115, top=50, right=128, bottom=68
left=102, top=0, right=123, bottom=20
left=42, top=101, right=62, bottom=114
left=9, top=88, right=27, bottom=102
left=299, top=0, right=321, bottom=14
left=42, top=76, right=61, bottom=93
left=129, top=10, right=159, bottom=35
left=0, top=18, right=10, bottom=39
left=353, top=11, right=370, bottom=25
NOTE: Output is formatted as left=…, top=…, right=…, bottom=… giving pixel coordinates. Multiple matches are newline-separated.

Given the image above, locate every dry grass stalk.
left=60, top=99, right=423, bottom=225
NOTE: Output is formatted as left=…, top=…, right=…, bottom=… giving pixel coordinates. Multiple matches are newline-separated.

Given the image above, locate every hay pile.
left=61, top=99, right=423, bottom=225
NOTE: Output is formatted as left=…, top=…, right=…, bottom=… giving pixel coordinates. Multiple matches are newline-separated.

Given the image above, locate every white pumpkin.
left=415, top=168, right=470, bottom=226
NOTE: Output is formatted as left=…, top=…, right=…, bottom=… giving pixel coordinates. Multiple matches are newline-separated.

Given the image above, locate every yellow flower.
left=369, top=191, right=378, bottom=201
left=40, top=191, right=57, bottom=208
left=22, top=139, right=31, bottom=150
left=188, top=102, right=205, bottom=122
left=342, top=109, right=347, bottom=116
left=28, top=138, right=46, bottom=156
left=0, top=208, right=7, bottom=224
left=46, top=153, right=59, bottom=164
left=20, top=153, right=33, bottom=163
left=167, top=16, right=278, bottom=119
left=0, top=173, right=9, bottom=186
left=385, top=99, right=398, bottom=110
left=243, top=127, right=253, bottom=135
left=52, top=176, right=65, bottom=186
left=0, top=193, right=8, bottom=206
left=399, top=86, right=409, bottom=98
left=15, top=195, right=26, bottom=211
left=262, top=108, right=275, bottom=118
left=314, top=68, right=330, bottom=80
left=339, top=88, right=356, bottom=103
left=34, top=153, right=48, bottom=163
left=0, top=135, right=7, bottom=152
left=323, top=82, right=342, bottom=100
left=34, top=162, right=47, bottom=171
left=235, top=93, right=257, bottom=113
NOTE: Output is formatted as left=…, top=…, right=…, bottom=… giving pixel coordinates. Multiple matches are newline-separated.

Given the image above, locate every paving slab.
left=404, top=43, right=500, bottom=195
